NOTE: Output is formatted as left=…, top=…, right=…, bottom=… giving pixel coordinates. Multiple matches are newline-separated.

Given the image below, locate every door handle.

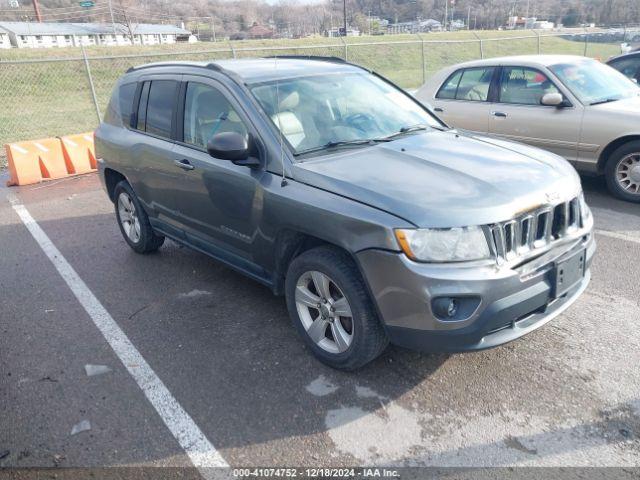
left=175, top=159, right=195, bottom=171
left=491, top=111, right=507, bottom=118
left=434, top=107, right=444, bottom=112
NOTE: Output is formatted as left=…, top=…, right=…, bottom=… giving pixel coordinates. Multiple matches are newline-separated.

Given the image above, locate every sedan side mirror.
left=541, top=92, right=569, bottom=107
left=207, top=132, right=260, bottom=167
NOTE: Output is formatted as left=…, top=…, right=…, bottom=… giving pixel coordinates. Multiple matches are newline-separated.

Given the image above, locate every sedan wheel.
left=615, top=153, right=640, bottom=196
left=295, top=270, right=354, bottom=354
left=117, top=191, right=141, bottom=244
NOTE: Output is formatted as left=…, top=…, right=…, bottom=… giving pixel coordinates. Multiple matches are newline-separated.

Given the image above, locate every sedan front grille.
left=489, top=197, right=582, bottom=262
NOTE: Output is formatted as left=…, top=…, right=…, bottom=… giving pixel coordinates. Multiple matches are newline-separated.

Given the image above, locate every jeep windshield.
left=249, top=72, right=443, bottom=157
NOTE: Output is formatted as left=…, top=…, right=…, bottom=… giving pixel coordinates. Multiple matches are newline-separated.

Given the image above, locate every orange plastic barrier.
left=5, top=137, right=69, bottom=187
left=60, top=132, right=97, bottom=175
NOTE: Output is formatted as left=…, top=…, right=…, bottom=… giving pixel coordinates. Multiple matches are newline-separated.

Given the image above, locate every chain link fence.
left=0, top=30, right=629, bottom=166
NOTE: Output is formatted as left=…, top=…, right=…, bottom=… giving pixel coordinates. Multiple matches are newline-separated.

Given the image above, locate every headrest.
left=272, top=111, right=303, bottom=136
left=272, top=111, right=305, bottom=148
left=279, top=91, right=299, bottom=111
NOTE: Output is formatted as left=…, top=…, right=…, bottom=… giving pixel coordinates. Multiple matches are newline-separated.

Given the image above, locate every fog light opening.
left=433, top=297, right=458, bottom=319
left=432, top=296, right=481, bottom=322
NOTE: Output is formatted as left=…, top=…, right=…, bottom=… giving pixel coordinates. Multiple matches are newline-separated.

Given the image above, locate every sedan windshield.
left=249, top=72, right=442, bottom=156
left=549, top=59, right=639, bottom=105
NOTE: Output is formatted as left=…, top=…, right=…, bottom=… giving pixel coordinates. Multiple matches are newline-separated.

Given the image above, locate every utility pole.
left=108, top=0, right=116, bottom=35
left=32, top=0, right=42, bottom=22
left=444, top=0, right=447, bottom=31
left=467, top=6, right=471, bottom=29
left=342, top=0, right=347, bottom=36
left=210, top=17, right=216, bottom=42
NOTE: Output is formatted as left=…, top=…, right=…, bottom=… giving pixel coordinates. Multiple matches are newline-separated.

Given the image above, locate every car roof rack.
left=126, top=60, right=239, bottom=79
left=263, top=55, right=346, bottom=63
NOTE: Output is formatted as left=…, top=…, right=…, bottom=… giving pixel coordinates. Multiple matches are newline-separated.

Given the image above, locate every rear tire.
left=285, top=246, right=388, bottom=370
left=114, top=181, right=165, bottom=254
left=604, top=141, right=640, bottom=203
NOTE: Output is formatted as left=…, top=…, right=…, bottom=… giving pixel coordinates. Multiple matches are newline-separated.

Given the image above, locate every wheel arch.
left=597, top=135, right=640, bottom=173
left=103, top=168, right=128, bottom=202
left=271, top=230, right=361, bottom=296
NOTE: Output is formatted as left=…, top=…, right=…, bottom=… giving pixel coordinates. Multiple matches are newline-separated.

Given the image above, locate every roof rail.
left=263, top=55, right=346, bottom=63
left=125, top=60, right=237, bottom=77
left=126, top=61, right=209, bottom=73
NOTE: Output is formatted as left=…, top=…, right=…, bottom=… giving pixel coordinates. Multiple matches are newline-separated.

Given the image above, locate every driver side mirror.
left=541, top=92, right=570, bottom=107
left=207, top=132, right=260, bottom=167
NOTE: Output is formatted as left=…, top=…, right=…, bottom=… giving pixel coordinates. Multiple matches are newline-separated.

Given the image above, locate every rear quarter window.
left=436, top=67, right=495, bottom=102
left=103, top=82, right=137, bottom=126
left=436, top=70, right=463, bottom=99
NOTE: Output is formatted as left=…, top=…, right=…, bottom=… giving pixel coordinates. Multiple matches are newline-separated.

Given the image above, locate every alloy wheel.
left=117, top=192, right=141, bottom=243
left=616, top=153, right=640, bottom=196
left=295, top=270, right=354, bottom=354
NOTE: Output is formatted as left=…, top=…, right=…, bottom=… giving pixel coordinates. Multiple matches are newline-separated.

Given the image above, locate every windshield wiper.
left=294, top=124, right=446, bottom=156
left=294, top=139, right=384, bottom=156
left=590, top=97, right=621, bottom=106
left=376, top=123, right=444, bottom=141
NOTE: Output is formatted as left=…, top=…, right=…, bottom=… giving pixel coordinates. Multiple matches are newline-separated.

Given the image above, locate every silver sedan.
left=416, top=55, right=640, bottom=203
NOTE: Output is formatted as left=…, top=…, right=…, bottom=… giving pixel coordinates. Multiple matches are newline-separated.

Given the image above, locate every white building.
left=0, top=22, right=192, bottom=49
left=325, top=27, right=360, bottom=37
left=0, top=30, right=10, bottom=48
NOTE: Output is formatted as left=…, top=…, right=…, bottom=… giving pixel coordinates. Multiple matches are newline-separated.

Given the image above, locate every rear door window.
left=145, top=80, right=178, bottom=138
left=437, top=67, right=495, bottom=102
left=136, top=81, right=150, bottom=131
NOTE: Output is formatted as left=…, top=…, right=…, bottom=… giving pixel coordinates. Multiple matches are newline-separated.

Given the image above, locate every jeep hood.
left=292, top=130, right=581, bottom=228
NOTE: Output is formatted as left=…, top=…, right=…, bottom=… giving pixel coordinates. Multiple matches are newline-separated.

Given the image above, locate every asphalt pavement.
left=1, top=171, right=639, bottom=476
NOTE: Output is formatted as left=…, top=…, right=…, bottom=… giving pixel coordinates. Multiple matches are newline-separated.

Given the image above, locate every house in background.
left=247, top=22, right=274, bottom=39
left=0, top=30, right=10, bottom=48
left=325, top=27, right=361, bottom=37
left=507, top=16, right=554, bottom=30
left=0, top=21, right=193, bottom=48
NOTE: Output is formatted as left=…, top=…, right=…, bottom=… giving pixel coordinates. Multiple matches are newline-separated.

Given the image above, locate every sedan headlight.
left=395, top=226, right=491, bottom=262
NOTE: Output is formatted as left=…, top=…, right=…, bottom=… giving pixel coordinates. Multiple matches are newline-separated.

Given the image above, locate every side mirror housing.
left=207, top=132, right=260, bottom=167
left=207, top=131, right=249, bottom=160
left=541, top=92, right=569, bottom=107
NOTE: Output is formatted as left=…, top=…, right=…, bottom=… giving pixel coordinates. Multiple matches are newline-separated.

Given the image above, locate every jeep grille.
left=489, top=197, right=582, bottom=262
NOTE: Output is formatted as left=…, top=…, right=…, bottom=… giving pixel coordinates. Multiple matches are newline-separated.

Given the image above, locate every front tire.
left=285, top=246, right=388, bottom=370
left=114, top=181, right=165, bottom=254
left=604, top=141, right=640, bottom=203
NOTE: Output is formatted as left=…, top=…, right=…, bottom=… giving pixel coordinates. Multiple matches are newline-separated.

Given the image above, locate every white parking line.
left=595, top=229, right=640, bottom=245
left=8, top=195, right=228, bottom=478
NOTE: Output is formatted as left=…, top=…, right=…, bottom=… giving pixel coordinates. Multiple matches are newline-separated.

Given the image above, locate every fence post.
left=534, top=30, right=541, bottom=54
left=81, top=43, right=101, bottom=123
left=339, top=36, right=348, bottom=61
left=228, top=42, right=236, bottom=59
left=417, top=33, right=426, bottom=85
left=472, top=31, right=484, bottom=59
left=583, top=27, right=588, bottom=57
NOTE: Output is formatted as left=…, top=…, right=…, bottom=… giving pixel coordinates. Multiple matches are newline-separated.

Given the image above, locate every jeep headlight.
left=395, top=226, right=491, bottom=262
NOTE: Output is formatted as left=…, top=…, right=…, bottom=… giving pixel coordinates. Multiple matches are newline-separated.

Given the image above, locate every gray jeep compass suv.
left=95, top=57, right=595, bottom=370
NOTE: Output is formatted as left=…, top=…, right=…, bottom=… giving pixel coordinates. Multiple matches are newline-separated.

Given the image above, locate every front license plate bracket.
left=553, top=248, right=585, bottom=298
